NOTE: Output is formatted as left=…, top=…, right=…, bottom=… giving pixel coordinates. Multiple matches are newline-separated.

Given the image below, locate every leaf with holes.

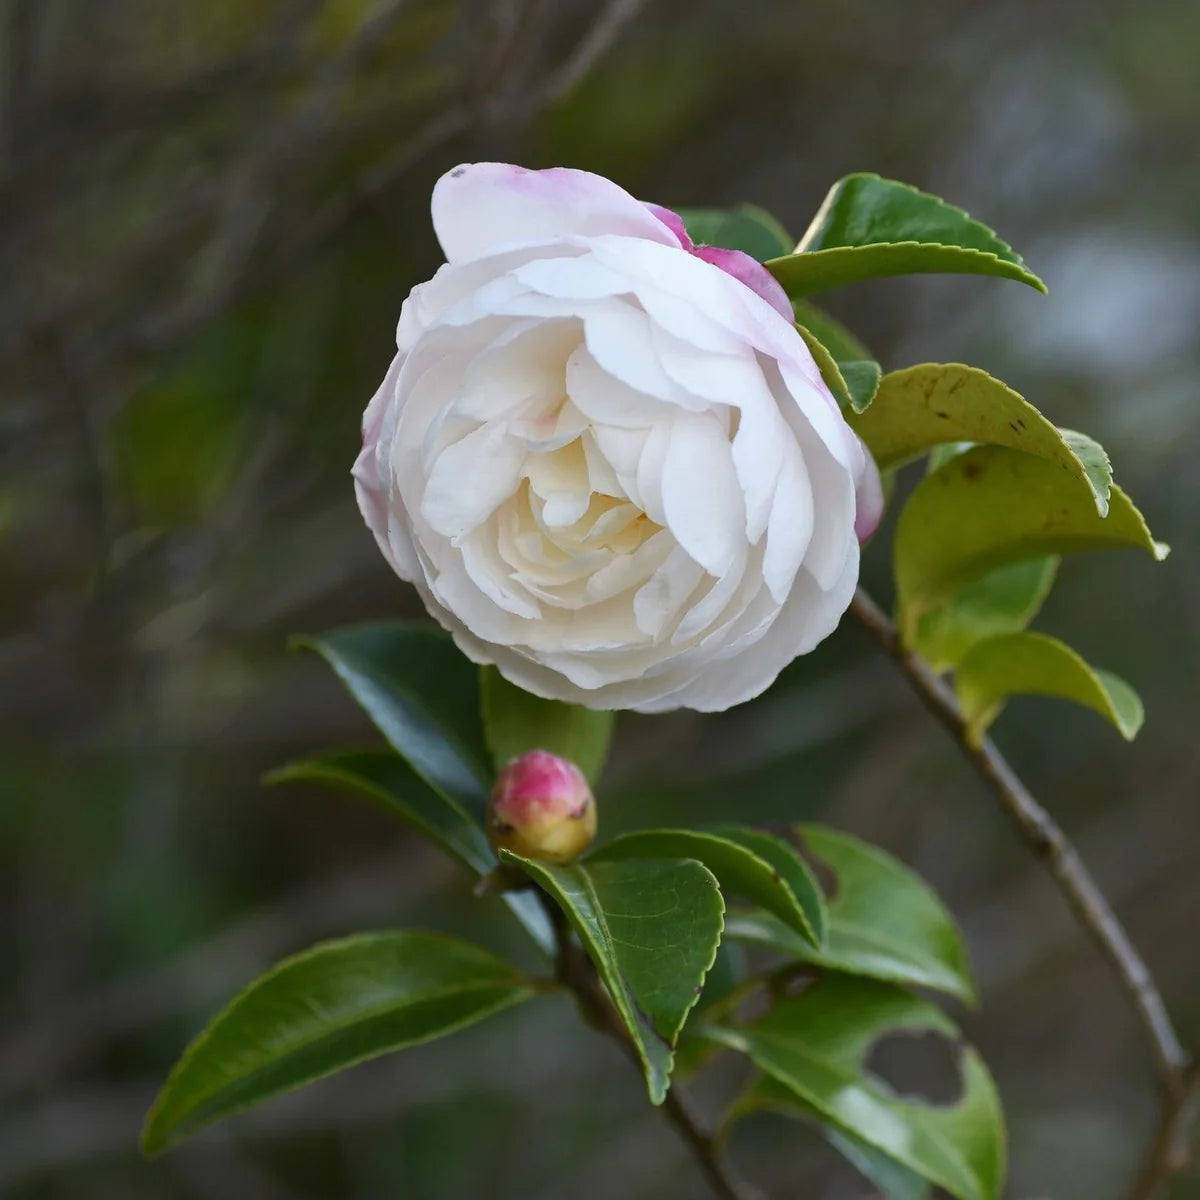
left=265, top=751, right=552, bottom=952
left=298, top=624, right=492, bottom=820
left=677, top=205, right=794, bottom=261
left=914, top=557, right=1059, bottom=672
left=955, top=632, right=1143, bottom=743
left=767, top=173, right=1045, bottom=296
left=727, top=1076, right=931, bottom=1200
left=723, top=825, right=973, bottom=1002
left=501, top=851, right=724, bottom=1103
left=142, top=932, right=533, bottom=1155
left=846, top=364, right=1111, bottom=514
left=894, top=446, right=1167, bottom=641
left=480, top=666, right=614, bottom=783
left=708, top=976, right=1005, bottom=1200
left=593, top=828, right=823, bottom=947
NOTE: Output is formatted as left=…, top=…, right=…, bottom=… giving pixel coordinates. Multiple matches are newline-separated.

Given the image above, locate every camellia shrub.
left=140, top=165, right=1189, bottom=1199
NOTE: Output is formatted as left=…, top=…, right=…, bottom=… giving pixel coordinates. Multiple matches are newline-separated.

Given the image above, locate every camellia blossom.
left=355, top=163, right=883, bottom=712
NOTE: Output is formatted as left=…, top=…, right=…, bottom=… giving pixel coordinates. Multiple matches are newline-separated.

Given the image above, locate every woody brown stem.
left=850, top=587, right=1192, bottom=1198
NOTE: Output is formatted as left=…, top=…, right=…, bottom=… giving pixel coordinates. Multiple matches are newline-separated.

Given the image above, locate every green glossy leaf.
left=894, top=445, right=1167, bottom=641
left=797, top=324, right=853, bottom=409
left=265, top=752, right=553, bottom=953
left=839, top=360, right=883, bottom=414
left=479, top=666, right=614, bottom=784
left=299, top=623, right=491, bottom=819
left=268, top=751, right=493, bottom=873
left=846, top=365, right=1111, bottom=514
left=677, top=205, right=793, bottom=261
left=501, top=851, right=724, bottom=1104
left=709, top=825, right=827, bottom=945
left=767, top=173, right=1045, bottom=295
left=769, top=243, right=1046, bottom=296
left=791, top=298, right=873, bottom=362
left=723, top=825, right=973, bottom=1003
left=728, top=1076, right=930, bottom=1200
left=672, top=939, right=748, bottom=1079
left=142, top=932, right=532, bottom=1155
left=707, top=976, right=1006, bottom=1200
left=593, top=828, right=822, bottom=947
left=955, top=632, right=1144, bottom=743
left=915, top=557, right=1059, bottom=672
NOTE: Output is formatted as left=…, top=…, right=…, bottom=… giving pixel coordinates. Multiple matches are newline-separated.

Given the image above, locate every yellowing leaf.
left=895, top=446, right=1166, bottom=642
left=915, top=557, right=1059, bottom=672
left=954, top=632, right=1144, bottom=743
left=847, top=364, right=1111, bottom=514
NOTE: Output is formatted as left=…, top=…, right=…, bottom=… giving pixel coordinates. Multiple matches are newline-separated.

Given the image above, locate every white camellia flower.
left=355, top=163, right=882, bottom=712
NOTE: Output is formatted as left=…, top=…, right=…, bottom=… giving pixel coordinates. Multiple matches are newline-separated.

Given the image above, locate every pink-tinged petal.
left=693, top=246, right=794, bottom=322
left=643, top=203, right=694, bottom=250
left=851, top=433, right=885, bottom=542
left=354, top=353, right=411, bottom=572
left=431, top=163, right=681, bottom=262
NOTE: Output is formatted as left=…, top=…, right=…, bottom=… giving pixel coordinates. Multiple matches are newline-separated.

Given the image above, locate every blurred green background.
left=2, top=0, right=1198, bottom=1196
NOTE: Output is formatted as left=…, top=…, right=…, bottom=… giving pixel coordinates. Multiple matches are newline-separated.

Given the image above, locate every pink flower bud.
left=488, top=750, right=597, bottom=864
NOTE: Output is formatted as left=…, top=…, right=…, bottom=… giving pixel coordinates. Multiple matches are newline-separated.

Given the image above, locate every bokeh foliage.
left=3, top=0, right=1200, bottom=1197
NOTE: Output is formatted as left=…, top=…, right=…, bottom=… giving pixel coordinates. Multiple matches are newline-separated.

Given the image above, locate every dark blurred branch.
left=0, top=848, right=448, bottom=1104
left=539, top=896, right=761, bottom=1200
left=1128, top=1066, right=1200, bottom=1200
left=849, top=587, right=1195, bottom=1197
left=5, top=0, right=656, bottom=376
left=538, top=0, right=651, bottom=105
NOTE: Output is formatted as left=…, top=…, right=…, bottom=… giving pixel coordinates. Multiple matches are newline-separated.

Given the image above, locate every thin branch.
left=538, top=896, right=761, bottom=1200
left=1127, top=1065, right=1200, bottom=1200
left=849, top=586, right=1194, bottom=1197
left=538, top=0, right=651, bottom=106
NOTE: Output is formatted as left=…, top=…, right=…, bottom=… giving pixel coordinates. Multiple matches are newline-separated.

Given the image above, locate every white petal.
left=431, top=164, right=680, bottom=263
left=633, top=545, right=705, bottom=638
left=513, top=255, right=632, bottom=301
left=634, top=422, right=672, bottom=525
left=762, top=446, right=814, bottom=602
left=456, top=319, right=578, bottom=422
left=651, top=327, right=755, bottom=409
left=634, top=549, right=858, bottom=713
left=460, top=531, right=542, bottom=619
left=421, top=424, right=525, bottom=539
left=672, top=549, right=748, bottom=642
left=566, top=343, right=670, bottom=429
left=582, top=303, right=680, bottom=402
left=354, top=353, right=413, bottom=574
left=660, top=415, right=745, bottom=575
left=581, top=429, right=624, bottom=497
